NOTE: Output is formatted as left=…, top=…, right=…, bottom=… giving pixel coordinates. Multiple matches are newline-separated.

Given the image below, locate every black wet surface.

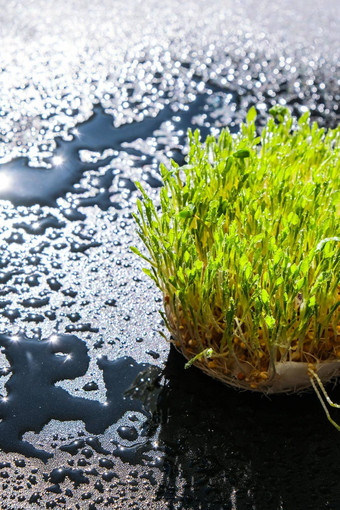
left=0, top=0, right=339, bottom=508
left=0, top=333, right=159, bottom=462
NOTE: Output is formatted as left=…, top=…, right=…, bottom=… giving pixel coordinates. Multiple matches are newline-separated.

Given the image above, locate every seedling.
left=132, top=106, right=340, bottom=428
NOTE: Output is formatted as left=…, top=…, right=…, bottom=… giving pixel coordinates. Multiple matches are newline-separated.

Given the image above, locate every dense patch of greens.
left=132, top=106, right=340, bottom=390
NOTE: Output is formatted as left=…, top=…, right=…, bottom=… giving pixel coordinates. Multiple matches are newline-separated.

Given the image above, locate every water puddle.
left=0, top=91, right=225, bottom=208
left=0, top=333, right=161, bottom=462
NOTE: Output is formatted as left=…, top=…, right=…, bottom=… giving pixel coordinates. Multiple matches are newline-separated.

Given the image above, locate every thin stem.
left=309, top=374, right=340, bottom=432
left=309, top=368, right=340, bottom=408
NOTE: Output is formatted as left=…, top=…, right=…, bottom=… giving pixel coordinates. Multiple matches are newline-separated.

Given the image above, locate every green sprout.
left=132, top=106, right=340, bottom=424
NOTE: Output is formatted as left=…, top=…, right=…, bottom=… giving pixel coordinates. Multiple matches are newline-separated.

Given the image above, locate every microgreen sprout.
left=132, top=106, right=340, bottom=423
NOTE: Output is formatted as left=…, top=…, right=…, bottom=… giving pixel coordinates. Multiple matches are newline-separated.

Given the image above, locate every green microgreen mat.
left=132, top=105, right=340, bottom=373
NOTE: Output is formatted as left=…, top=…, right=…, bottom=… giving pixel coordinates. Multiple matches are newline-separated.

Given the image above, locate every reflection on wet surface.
left=155, top=347, right=340, bottom=510
left=0, top=333, right=160, bottom=462
left=0, top=0, right=339, bottom=508
left=0, top=92, right=216, bottom=206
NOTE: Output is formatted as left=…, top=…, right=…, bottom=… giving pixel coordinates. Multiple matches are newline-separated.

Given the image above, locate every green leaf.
left=184, top=251, right=191, bottom=263
left=179, top=204, right=195, bottom=219
left=130, top=246, right=156, bottom=267
left=269, top=105, right=290, bottom=122
left=246, top=106, right=257, bottom=123
left=264, top=315, right=276, bottom=329
left=275, top=276, right=284, bottom=287
left=184, top=348, right=214, bottom=369
left=233, top=149, right=250, bottom=159
left=308, top=296, right=316, bottom=307
left=287, top=211, right=299, bottom=225
left=295, top=277, right=305, bottom=292
left=261, top=288, right=270, bottom=305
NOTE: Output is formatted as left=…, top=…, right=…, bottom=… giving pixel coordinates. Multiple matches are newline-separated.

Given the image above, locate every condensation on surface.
left=0, top=0, right=339, bottom=166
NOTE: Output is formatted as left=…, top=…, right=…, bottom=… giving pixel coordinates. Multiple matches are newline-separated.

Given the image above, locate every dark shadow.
left=155, top=345, right=340, bottom=510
